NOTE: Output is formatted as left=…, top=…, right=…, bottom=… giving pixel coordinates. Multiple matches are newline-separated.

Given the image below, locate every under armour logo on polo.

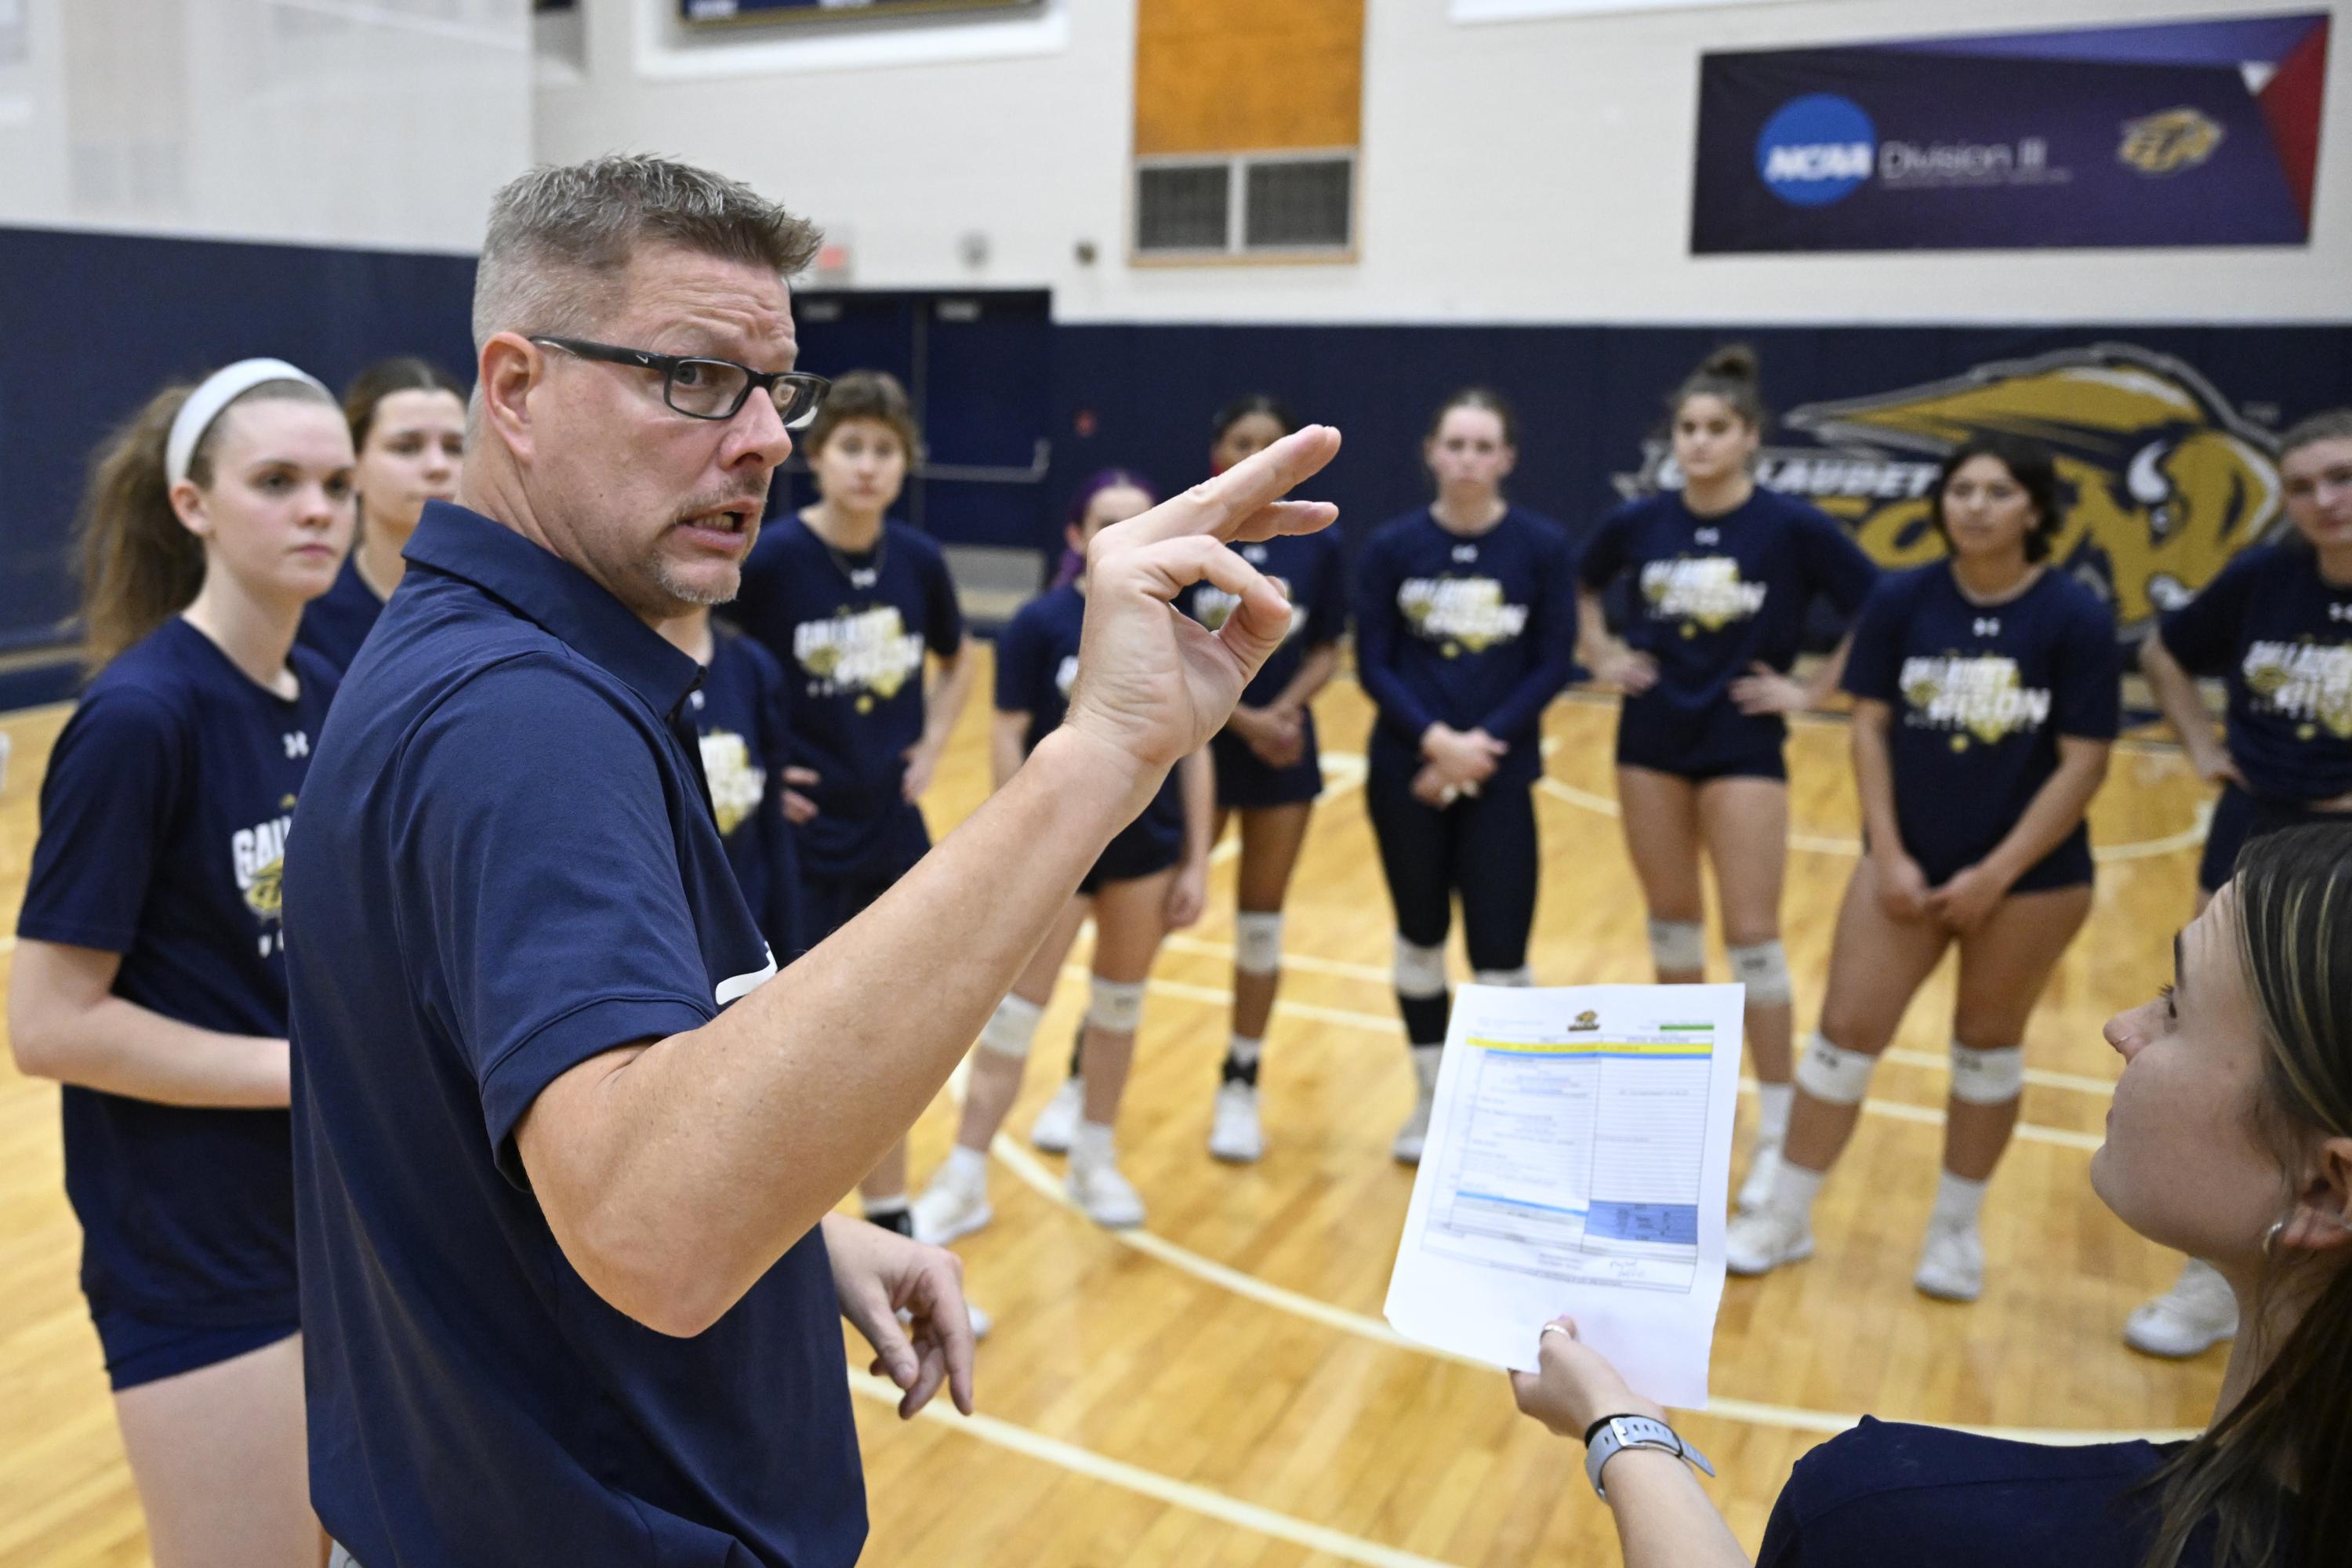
left=2331, top=602, right=2352, bottom=622
left=284, top=731, right=310, bottom=758
left=850, top=569, right=878, bottom=589
left=1694, top=528, right=1721, bottom=546
left=1973, top=618, right=2001, bottom=637
left=1452, top=545, right=1478, bottom=563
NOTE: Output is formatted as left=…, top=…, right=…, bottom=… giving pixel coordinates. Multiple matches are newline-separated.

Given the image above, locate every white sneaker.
left=2125, top=1258, right=2238, bottom=1358
left=1735, top=1131, right=1784, bottom=1214
left=1725, top=1203, right=1813, bottom=1276
left=1068, top=1155, right=1146, bottom=1229
left=1207, top=1081, right=1265, bottom=1163
left=1913, top=1219, right=1985, bottom=1302
left=911, top=1164, right=993, bottom=1246
left=1029, top=1078, right=1083, bottom=1154
left=1392, top=1095, right=1433, bottom=1164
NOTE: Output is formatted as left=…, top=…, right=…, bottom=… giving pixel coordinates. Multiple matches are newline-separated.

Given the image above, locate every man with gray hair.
left=285, top=154, right=1338, bottom=1566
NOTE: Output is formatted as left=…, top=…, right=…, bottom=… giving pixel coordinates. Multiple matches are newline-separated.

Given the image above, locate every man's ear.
left=477, top=333, right=546, bottom=463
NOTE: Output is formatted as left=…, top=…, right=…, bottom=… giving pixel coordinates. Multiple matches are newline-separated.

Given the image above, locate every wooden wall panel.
left=1134, top=0, right=1365, bottom=158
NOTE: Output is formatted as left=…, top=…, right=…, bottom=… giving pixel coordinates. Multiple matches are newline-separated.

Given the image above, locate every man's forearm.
left=546, top=726, right=1161, bottom=1334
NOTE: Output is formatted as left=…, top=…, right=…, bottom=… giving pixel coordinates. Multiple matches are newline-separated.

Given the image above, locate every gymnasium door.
left=780, top=289, right=1055, bottom=558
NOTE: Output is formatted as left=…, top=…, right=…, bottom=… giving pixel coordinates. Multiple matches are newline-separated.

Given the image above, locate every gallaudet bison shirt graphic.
left=1615, top=343, right=2286, bottom=635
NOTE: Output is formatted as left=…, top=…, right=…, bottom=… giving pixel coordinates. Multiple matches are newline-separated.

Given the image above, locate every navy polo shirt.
left=294, top=552, right=386, bottom=675
left=1351, top=506, right=1581, bottom=786
left=2159, top=543, right=2352, bottom=804
left=18, top=618, right=335, bottom=1327
left=286, top=502, right=861, bottom=1567
left=1843, top=564, right=2119, bottom=882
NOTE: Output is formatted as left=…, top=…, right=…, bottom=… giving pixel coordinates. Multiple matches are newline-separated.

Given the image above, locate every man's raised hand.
left=1065, top=426, right=1341, bottom=774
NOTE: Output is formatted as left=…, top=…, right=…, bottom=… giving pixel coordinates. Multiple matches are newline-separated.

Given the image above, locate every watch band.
left=1582, top=1414, right=1716, bottom=1501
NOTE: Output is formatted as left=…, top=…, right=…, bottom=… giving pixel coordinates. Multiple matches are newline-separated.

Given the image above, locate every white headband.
left=165, top=358, right=330, bottom=488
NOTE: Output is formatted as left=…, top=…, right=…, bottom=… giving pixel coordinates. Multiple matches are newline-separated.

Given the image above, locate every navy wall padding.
left=8, top=220, right=2350, bottom=659
left=0, top=225, right=477, bottom=652
left=1048, top=322, right=2352, bottom=564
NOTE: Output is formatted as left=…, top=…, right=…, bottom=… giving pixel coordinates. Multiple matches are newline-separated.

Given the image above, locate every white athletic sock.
left=1931, top=1170, right=1989, bottom=1230
left=1410, top=1042, right=1443, bottom=1091
left=1758, top=1082, right=1795, bottom=1141
left=1228, top=1034, right=1264, bottom=1069
left=1073, top=1120, right=1116, bottom=1166
left=1769, top=1159, right=1826, bottom=1220
left=946, top=1144, right=989, bottom=1186
left=864, top=1192, right=909, bottom=1218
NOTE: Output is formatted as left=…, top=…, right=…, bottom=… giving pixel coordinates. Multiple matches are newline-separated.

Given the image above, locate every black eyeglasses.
left=530, top=336, right=829, bottom=428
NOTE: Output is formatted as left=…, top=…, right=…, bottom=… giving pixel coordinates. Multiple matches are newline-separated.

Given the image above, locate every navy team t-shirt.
left=1758, top=1418, right=2223, bottom=1566
left=2158, top=543, right=2352, bottom=804
left=1351, top=506, right=1581, bottom=786
left=996, top=583, right=1185, bottom=864
left=1582, top=487, right=1878, bottom=770
left=690, top=624, right=804, bottom=959
left=1843, top=564, right=2119, bottom=884
left=17, top=617, right=336, bottom=1327
left=728, top=514, right=964, bottom=878
left=295, top=551, right=387, bottom=675
left=286, top=502, right=859, bottom=1568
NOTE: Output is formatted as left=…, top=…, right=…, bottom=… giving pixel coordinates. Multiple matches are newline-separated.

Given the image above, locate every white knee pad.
left=1647, top=919, right=1706, bottom=975
left=1234, top=912, right=1283, bottom=978
left=1949, top=1042, right=2025, bottom=1105
left=975, top=993, right=1044, bottom=1060
left=1794, top=1031, right=1877, bottom=1106
left=1394, top=937, right=1448, bottom=1000
left=1472, top=966, right=1534, bottom=987
left=1726, top=940, right=1791, bottom=1005
left=1086, top=978, right=1147, bottom=1034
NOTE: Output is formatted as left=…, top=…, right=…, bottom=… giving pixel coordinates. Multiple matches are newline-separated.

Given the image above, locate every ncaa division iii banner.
left=1692, top=13, right=2329, bottom=252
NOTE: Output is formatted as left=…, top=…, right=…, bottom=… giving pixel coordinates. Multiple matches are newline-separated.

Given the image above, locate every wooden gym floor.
left=0, top=646, right=2221, bottom=1566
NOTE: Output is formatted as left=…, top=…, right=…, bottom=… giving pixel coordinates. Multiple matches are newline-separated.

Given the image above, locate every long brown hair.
left=74, top=376, right=334, bottom=670
left=2143, top=822, right=2352, bottom=1566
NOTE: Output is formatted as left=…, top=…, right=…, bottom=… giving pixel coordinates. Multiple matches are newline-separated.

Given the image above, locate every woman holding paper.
left=1726, top=437, right=2118, bottom=1301
left=1510, top=822, right=2352, bottom=1567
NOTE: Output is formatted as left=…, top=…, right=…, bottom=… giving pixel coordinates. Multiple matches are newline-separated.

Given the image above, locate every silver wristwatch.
left=1583, top=1414, right=1715, bottom=1501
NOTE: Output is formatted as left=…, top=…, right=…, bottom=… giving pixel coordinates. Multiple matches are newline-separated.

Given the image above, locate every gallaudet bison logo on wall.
left=1618, top=344, right=2284, bottom=633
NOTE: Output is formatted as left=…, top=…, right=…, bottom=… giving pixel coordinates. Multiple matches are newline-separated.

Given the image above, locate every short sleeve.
left=2158, top=554, right=2255, bottom=676
left=400, top=661, right=717, bottom=1165
left=16, top=687, right=186, bottom=953
left=993, top=604, right=1046, bottom=713
left=2054, top=593, right=2123, bottom=742
left=1305, top=535, right=1348, bottom=648
left=1799, top=511, right=1879, bottom=616
left=1839, top=579, right=1907, bottom=706
left=1579, top=507, right=1632, bottom=590
left=920, top=540, right=965, bottom=657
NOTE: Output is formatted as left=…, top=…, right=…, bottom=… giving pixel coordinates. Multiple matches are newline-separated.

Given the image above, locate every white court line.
left=845, top=1370, right=1465, bottom=1568
left=1535, top=775, right=2210, bottom=863
left=985, top=1138, right=2196, bottom=1446
left=1072, top=964, right=2111, bottom=1146
left=1154, top=933, right=2118, bottom=1100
